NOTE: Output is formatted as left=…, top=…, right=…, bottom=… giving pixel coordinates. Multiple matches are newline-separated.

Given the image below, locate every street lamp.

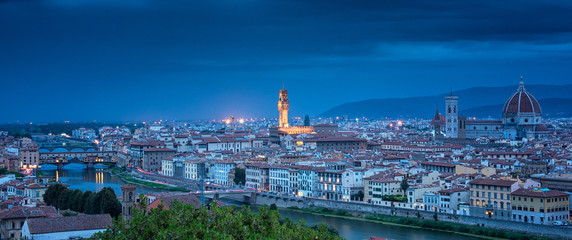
left=486, top=210, right=494, bottom=218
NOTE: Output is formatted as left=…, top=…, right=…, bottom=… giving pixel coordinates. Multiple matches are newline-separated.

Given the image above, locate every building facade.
left=510, top=188, right=570, bottom=225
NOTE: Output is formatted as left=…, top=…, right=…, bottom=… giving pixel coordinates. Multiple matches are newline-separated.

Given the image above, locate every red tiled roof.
left=469, top=178, right=516, bottom=187
left=511, top=188, right=569, bottom=198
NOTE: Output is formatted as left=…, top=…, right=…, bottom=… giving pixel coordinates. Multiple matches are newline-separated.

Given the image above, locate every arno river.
left=40, top=164, right=483, bottom=240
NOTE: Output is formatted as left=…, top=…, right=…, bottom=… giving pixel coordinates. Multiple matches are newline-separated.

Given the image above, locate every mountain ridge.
left=320, top=84, right=572, bottom=119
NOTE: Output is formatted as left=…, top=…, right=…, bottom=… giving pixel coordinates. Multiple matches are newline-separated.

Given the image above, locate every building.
left=341, top=168, right=366, bottom=202
left=419, top=162, right=455, bottom=174
left=245, top=163, right=268, bottom=190
left=19, top=143, right=39, bottom=170
left=510, top=188, right=570, bottom=225
left=269, top=166, right=290, bottom=194
left=212, top=161, right=236, bottom=187
left=431, top=109, right=446, bottom=138
left=278, top=87, right=289, bottom=128
left=184, top=159, right=204, bottom=181
left=269, top=88, right=338, bottom=142
left=129, top=140, right=165, bottom=168
left=72, top=128, right=97, bottom=141
left=437, top=188, right=470, bottom=214
left=142, top=147, right=176, bottom=173
left=436, top=78, right=544, bottom=140
left=0, top=206, right=60, bottom=240
left=161, top=158, right=174, bottom=176
left=296, top=166, right=320, bottom=197
left=22, top=214, right=112, bottom=240
left=121, top=184, right=137, bottom=219
left=502, top=78, right=543, bottom=139
left=445, top=94, right=459, bottom=138
left=316, top=170, right=343, bottom=201
left=469, top=178, right=518, bottom=220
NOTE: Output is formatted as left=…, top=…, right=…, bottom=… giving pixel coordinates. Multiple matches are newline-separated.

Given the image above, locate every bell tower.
left=121, top=184, right=136, bottom=219
left=278, top=87, right=289, bottom=127
left=445, top=92, right=458, bottom=138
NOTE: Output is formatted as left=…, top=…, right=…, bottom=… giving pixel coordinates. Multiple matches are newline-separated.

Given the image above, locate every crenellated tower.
left=278, top=87, right=289, bottom=127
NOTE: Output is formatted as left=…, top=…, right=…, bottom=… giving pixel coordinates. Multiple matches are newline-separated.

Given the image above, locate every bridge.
left=190, top=189, right=258, bottom=204
left=40, top=151, right=117, bottom=169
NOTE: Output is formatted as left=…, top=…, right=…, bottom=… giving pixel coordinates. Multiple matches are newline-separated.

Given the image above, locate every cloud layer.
left=1, top=0, right=571, bottom=122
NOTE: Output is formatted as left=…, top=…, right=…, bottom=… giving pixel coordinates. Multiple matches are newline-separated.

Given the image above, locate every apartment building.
left=511, top=188, right=570, bottom=225
left=469, top=178, right=518, bottom=220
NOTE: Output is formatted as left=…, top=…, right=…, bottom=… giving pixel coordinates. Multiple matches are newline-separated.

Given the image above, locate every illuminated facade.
left=278, top=88, right=289, bottom=127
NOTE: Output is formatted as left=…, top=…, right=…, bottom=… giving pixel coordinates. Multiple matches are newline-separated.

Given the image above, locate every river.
left=39, top=163, right=166, bottom=195
left=41, top=165, right=484, bottom=240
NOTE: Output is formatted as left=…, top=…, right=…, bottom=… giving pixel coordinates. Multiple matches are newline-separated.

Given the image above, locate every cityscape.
left=1, top=1, right=572, bottom=240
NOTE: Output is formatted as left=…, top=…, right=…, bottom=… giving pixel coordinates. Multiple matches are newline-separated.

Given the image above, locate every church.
left=433, top=78, right=549, bottom=140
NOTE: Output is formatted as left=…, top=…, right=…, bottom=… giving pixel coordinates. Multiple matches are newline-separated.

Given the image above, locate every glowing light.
left=225, top=119, right=231, bottom=124
left=397, top=121, right=403, bottom=126
left=239, top=119, right=245, bottom=124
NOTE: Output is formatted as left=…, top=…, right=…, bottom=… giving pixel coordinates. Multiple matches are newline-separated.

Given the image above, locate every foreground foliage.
left=93, top=197, right=342, bottom=240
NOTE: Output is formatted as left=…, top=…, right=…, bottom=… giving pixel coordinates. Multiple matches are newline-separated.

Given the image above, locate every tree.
left=97, top=187, right=122, bottom=218
left=69, top=189, right=84, bottom=212
left=56, top=188, right=72, bottom=210
left=43, top=184, right=67, bottom=206
left=93, top=201, right=341, bottom=240
left=233, top=167, right=245, bottom=186
left=351, top=191, right=364, bottom=201
left=400, top=178, right=409, bottom=197
left=79, top=191, right=93, bottom=213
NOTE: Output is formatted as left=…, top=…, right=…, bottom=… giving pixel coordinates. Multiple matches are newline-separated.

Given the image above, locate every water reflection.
left=248, top=206, right=484, bottom=240
left=39, top=163, right=165, bottom=195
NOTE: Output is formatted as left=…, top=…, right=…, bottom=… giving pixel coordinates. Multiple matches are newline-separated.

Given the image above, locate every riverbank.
left=284, top=206, right=553, bottom=240
left=109, top=167, right=188, bottom=192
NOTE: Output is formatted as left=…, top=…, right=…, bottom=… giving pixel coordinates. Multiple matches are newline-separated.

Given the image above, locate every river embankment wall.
left=254, top=193, right=572, bottom=239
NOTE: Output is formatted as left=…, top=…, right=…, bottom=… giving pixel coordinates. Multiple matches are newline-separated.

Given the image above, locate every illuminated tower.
left=278, top=87, right=289, bottom=127
left=445, top=92, right=458, bottom=138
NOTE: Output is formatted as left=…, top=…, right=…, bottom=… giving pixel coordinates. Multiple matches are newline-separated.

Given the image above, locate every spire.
left=450, top=87, right=453, bottom=96
left=282, top=83, right=285, bottom=90
left=518, top=76, right=526, bottom=92
left=434, top=108, right=440, bottom=120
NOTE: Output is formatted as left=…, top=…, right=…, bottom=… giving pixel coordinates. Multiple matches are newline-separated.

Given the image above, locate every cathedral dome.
left=502, top=79, right=541, bottom=116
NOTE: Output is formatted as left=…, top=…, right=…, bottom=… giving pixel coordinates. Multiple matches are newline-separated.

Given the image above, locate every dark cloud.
left=0, top=0, right=571, bottom=122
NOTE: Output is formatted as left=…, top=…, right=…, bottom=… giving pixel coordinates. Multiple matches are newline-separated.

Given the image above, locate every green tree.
left=97, top=187, right=122, bottom=218
left=93, top=197, right=341, bottom=240
left=233, top=167, right=246, bottom=186
left=43, top=184, right=67, bottom=206
left=84, top=193, right=98, bottom=214
left=79, top=191, right=93, bottom=213
left=400, top=178, right=409, bottom=197
left=56, top=188, right=72, bottom=210
left=70, top=189, right=84, bottom=212
left=351, top=191, right=364, bottom=201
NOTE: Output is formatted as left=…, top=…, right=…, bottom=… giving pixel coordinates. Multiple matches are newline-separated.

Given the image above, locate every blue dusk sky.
left=1, top=0, right=571, bottom=123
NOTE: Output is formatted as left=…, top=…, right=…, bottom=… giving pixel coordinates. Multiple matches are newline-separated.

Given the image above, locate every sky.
left=1, top=0, right=572, bottom=123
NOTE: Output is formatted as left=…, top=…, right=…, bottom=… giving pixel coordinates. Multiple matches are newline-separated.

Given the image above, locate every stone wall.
left=255, top=195, right=572, bottom=239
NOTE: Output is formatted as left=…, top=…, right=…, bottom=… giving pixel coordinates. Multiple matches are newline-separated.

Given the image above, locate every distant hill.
left=320, top=84, right=572, bottom=119
left=461, top=98, right=572, bottom=118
